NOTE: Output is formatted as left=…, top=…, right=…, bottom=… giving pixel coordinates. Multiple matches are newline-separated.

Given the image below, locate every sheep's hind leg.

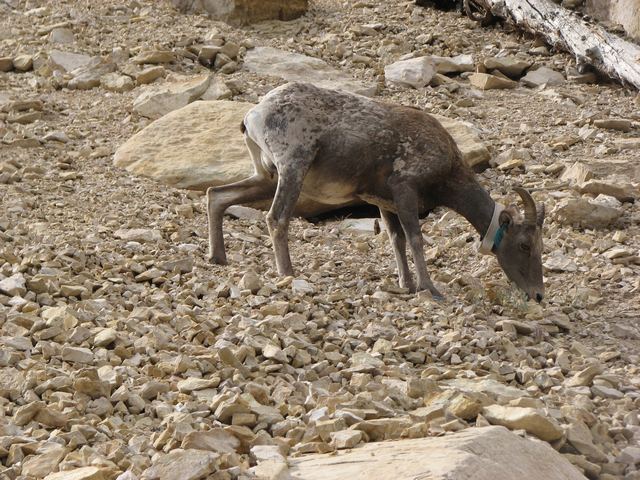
left=207, top=176, right=275, bottom=265
left=380, top=209, right=416, bottom=292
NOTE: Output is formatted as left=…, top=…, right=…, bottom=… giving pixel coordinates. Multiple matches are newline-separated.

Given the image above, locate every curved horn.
left=537, top=203, right=545, bottom=227
left=514, top=187, right=537, bottom=226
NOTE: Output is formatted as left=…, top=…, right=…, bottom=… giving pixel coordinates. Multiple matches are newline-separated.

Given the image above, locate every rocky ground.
left=1, top=0, right=640, bottom=479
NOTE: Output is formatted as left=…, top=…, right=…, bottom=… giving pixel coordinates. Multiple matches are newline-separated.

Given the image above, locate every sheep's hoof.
left=208, top=254, right=228, bottom=266
left=431, top=292, right=445, bottom=302
left=424, top=286, right=444, bottom=301
left=400, top=281, right=417, bottom=293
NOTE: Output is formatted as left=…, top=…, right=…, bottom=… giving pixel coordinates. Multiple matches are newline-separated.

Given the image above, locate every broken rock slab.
left=521, top=67, right=565, bottom=87
left=431, top=114, right=491, bottom=168
left=132, top=73, right=212, bottom=119
left=243, top=47, right=376, bottom=96
left=554, top=196, right=623, bottom=229
left=576, top=179, right=636, bottom=202
left=430, top=54, right=474, bottom=74
left=469, top=73, right=518, bottom=90
left=48, top=50, right=94, bottom=73
left=288, top=426, right=585, bottom=480
left=483, top=56, right=532, bottom=78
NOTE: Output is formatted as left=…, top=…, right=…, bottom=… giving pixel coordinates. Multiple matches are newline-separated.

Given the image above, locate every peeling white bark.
left=477, top=0, right=640, bottom=89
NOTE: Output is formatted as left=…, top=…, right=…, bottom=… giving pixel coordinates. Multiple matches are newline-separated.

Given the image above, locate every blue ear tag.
left=492, top=224, right=507, bottom=251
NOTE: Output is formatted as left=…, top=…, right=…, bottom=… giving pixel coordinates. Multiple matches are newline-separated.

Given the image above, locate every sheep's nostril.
left=536, top=293, right=543, bottom=303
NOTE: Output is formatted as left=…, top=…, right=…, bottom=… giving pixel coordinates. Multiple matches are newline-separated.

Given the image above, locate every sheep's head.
left=494, top=188, right=545, bottom=302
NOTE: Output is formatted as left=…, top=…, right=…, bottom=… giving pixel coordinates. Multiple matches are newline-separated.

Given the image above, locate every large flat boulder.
left=114, top=97, right=491, bottom=217
left=288, top=426, right=586, bottom=480
left=244, top=47, right=377, bottom=97
left=171, top=0, right=308, bottom=24
left=115, top=100, right=253, bottom=191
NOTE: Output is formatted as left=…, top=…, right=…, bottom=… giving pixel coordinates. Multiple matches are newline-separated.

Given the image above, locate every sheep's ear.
left=499, top=208, right=514, bottom=230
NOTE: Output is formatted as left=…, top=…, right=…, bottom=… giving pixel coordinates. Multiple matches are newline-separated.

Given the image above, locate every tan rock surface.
left=289, top=427, right=585, bottom=480
left=114, top=100, right=253, bottom=190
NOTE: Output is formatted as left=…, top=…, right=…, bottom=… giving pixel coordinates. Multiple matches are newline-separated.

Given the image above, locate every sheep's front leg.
left=207, top=176, right=275, bottom=265
left=391, top=186, right=443, bottom=300
left=380, top=209, right=416, bottom=292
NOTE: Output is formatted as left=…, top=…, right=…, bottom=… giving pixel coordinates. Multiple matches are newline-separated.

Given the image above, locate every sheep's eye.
left=520, top=243, right=531, bottom=253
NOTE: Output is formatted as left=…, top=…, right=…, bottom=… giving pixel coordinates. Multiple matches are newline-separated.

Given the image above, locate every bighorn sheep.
left=207, top=83, right=545, bottom=301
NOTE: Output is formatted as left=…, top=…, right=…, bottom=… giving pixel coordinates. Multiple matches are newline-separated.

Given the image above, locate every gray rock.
left=48, top=50, right=93, bottom=72
left=200, top=76, right=233, bottom=100
left=114, top=228, right=163, bottom=242
left=617, top=446, right=640, bottom=465
left=244, top=47, right=376, bottom=97
left=591, top=384, right=624, bottom=399
left=68, top=58, right=116, bottom=90
left=384, top=56, right=436, bottom=89
left=339, top=218, right=381, bottom=235
left=0, top=273, right=26, bottom=296
left=521, top=67, right=565, bottom=87
left=292, top=278, right=315, bottom=295
left=543, top=251, right=578, bottom=272
left=49, top=27, right=74, bottom=44
left=133, top=74, right=211, bottom=119
left=101, top=73, right=135, bottom=92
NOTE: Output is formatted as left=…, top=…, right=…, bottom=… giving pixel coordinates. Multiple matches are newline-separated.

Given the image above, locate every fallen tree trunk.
left=471, top=0, right=640, bottom=90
